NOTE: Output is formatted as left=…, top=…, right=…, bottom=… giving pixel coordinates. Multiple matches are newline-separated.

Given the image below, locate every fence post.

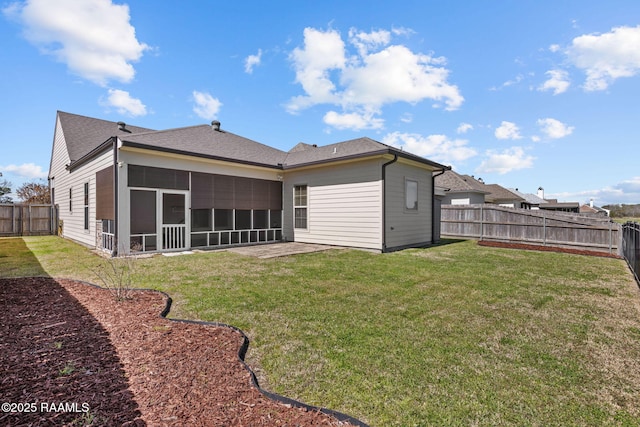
left=480, top=205, right=484, bottom=240
left=608, top=221, right=612, bottom=254
left=543, top=211, right=546, bottom=246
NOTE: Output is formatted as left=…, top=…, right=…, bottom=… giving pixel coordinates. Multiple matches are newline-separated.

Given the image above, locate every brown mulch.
left=0, top=277, right=362, bottom=426
left=477, top=239, right=623, bottom=258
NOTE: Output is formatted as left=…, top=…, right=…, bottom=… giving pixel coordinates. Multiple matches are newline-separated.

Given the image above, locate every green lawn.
left=2, top=236, right=640, bottom=426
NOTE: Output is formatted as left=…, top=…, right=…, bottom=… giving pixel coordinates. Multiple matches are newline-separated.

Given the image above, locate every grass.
left=2, top=236, right=640, bottom=426
left=612, top=217, right=640, bottom=224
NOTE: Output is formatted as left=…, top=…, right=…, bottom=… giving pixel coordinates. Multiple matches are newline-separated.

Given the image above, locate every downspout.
left=112, top=137, right=119, bottom=257
left=381, top=154, right=398, bottom=252
left=432, top=167, right=451, bottom=244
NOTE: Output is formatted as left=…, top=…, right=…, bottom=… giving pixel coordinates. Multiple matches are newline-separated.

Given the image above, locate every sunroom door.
left=161, top=191, right=188, bottom=250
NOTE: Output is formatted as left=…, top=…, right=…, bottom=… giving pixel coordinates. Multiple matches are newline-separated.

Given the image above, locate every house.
left=433, top=170, right=488, bottom=205
left=434, top=170, right=524, bottom=207
left=48, top=111, right=449, bottom=255
left=534, top=187, right=580, bottom=213
left=580, top=199, right=610, bottom=217
left=508, top=188, right=548, bottom=210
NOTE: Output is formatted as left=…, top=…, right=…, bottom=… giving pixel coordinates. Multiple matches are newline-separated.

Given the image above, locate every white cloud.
left=399, top=113, right=413, bottom=123
left=287, top=26, right=463, bottom=130
left=537, top=118, right=574, bottom=139
left=382, top=132, right=477, bottom=166
left=323, top=110, right=384, bottom=130
left=456, top=122, right=473, bottom=134
left=0, top=163, right=47, bottom=179
left=244, top=49, right=262, bottom=74
left=490, top=74, right=525, bottom=91
left=566, top=25, right=640, bottom=91
left=476, top=147, right=534, bottom=175
left=287, top=27, right=345, bottom=113
left=495, top=121, right=522, bottom=140
left=538, top=69, right=570, bottom=95
left=4, top=0, right=149, bottom=86
left=616, top=176, right=640, bottom=193
left=348, top=28, right=391, bottom=56
left=192, top=91, right=222, bottom=120
left=548, top=177, right=640, bottom=205
left=102, top=89, right=147, bottom=116
left=549, top=44, right=561, bottom=53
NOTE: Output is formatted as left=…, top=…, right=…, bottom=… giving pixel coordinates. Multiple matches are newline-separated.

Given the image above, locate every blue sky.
left=2, top=0, right=639, bottom=205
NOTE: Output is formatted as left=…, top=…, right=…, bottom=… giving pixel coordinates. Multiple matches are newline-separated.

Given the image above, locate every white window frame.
left=405, top=178, right=418, bottom=212
left=293, top=184, right=308, bottom=229
left=83, top=182, right=89, bottom=230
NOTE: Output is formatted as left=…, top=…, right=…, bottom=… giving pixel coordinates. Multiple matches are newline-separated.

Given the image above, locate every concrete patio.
left=225, top=242, right=341, bottom=259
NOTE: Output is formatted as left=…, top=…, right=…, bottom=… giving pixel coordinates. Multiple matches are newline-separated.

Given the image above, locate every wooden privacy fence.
left=621, top=222, right=640, bottom=284
left=441, top=204, right=621, bottom=255
left=0, top=204, right=59, bottom=236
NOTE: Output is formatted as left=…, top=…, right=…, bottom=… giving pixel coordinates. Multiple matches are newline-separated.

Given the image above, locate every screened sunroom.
left=107, top=165, right=283, bottom=254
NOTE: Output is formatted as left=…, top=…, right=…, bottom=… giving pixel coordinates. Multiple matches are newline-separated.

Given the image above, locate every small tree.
left=92, top=243, right=139, bottom=301
left=0, top=172, right=12, bottom=203
left=16, top=180, right=50, bottom=204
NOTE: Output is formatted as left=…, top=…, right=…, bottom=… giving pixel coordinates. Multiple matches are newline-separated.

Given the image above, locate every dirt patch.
left=477, top=240, right=622, bottom=259
left=0, top=277, right=363, bottom=426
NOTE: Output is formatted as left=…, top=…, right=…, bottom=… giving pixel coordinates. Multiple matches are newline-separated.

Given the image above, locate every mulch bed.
left=0, top=277, right=362, bottom=426
left=477, top=239, right=623, bottom=258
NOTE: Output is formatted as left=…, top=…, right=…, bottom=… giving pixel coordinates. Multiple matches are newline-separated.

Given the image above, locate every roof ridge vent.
left=211, top=120, right=221, bottom=131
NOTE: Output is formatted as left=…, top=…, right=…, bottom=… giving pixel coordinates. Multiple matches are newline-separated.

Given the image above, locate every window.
left=214, top=209, right=233, bottom=230
left=294, top=185, right=307, bottom=229
left=253, top=210, right=268, bottom=229
left=69, top=188, right=72, bottom=212
left=235, top=210, right=251, bottom=230
left=130, top=190, right=156, bottom=234
left=405, top=179, right=418, bottom=211
left=83, top=183, right=89, bottom=229
left=191, top=209, right=212, bottom=232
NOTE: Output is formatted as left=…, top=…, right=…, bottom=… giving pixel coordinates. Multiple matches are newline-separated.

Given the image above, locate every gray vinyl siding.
left=49, top=116, right=114, bottom=248
left=442, top=192, right=485, bottom=205
left=384, top=160, right=434, bottom=249
left=283, top=158, right=383, bottom=250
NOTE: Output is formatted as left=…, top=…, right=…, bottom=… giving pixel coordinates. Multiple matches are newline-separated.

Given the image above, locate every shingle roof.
left=481, top=184, right=523, bottom=203
left=434, top=170, right=489, bottom=193
left=435, top=170, right=523, bottom=203
left=121, top=125, right=287, bottom=168
left=509, top=188, right=548, bottom=205
left=283, top=137, right=447, bottom=170
left=58, top=111, right=154, bottom=164
left=57, top=112, right=448, bottom=172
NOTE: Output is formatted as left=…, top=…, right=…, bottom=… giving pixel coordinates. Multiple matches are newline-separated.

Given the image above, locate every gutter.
left=120, top=141, right=282, bottom=170
left=112, top=137, right=119, bottom=257
left=381, top=154, right=398, bottom=252
left=432, top=167, right=451, bottom=243
left=283, top=148, right=448, bottom=171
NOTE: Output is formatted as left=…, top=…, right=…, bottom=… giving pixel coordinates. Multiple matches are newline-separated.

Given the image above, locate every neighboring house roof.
left=434, top=170, right=489, bottom=194
left=539, top=201, right=580, bottom=210
left=56, top=112, right=449, bottom=172
left=509, top=188, right=548, bottom=205
left=456, top=175, right=523, bottom=204
left=580, top=204, right=608, bottom=214
left=481, top=184, right=523, bottom=204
